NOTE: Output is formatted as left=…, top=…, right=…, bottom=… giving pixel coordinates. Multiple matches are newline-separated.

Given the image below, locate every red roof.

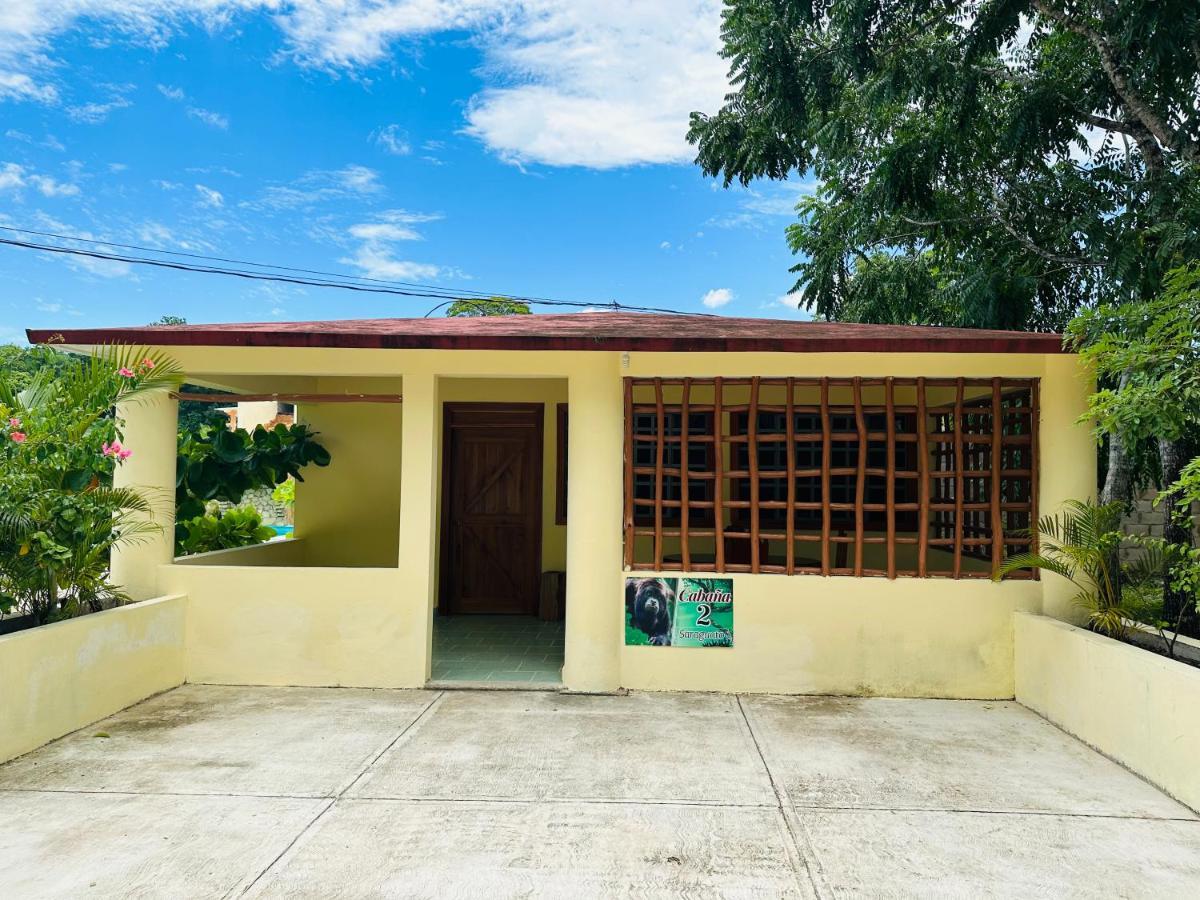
left=26, top=312, right=1068, bottom=354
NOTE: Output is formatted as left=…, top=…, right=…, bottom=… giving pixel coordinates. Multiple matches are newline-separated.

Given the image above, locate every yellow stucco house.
left=28, top=312, right=1093, bottom=698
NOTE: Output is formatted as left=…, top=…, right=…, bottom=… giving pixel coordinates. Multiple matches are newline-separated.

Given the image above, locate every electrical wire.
left=0, top=225, right=712, bottom=317
left=0, top=224, right=543, bottom=300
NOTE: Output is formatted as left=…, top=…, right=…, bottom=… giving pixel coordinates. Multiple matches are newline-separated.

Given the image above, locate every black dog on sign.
left=626, top=578, right=674, bottom=645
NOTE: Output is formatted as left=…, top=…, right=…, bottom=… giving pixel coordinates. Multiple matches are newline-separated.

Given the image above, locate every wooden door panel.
left=441, top=404, right=543, bottom=615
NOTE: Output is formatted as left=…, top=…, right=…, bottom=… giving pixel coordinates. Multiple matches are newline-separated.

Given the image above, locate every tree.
left=446, top=297, right=532, bottom=317
left=0, top=344, right=83, bottom=391
left=688, top=0, right=1200, bottom=502
left=1068, top=263, right=1200, bottom=630
left=0, top=348, right=182, bottom=624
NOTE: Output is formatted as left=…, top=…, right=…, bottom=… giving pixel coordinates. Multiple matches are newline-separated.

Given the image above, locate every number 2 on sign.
left=695, top=603, right=712, bottom=626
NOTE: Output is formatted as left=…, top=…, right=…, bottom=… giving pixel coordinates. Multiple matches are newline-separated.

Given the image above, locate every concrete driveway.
left=1, top=686, right=1198, bottom=898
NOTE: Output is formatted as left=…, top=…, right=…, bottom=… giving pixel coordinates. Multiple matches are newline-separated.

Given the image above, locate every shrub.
left=175, top=421, right=329, bottom=532
left=176, top=506, right=276, bottom=556
left=0, top=347, right=182, bottom=624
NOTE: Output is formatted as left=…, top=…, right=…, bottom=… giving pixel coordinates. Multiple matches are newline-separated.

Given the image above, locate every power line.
left=0, top=224, right=551, bottom=301
left=0, top=233, right=707, bottom=317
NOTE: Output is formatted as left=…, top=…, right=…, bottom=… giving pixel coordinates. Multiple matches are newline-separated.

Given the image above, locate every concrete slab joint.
left=2, top=685, right=1199, bottom=898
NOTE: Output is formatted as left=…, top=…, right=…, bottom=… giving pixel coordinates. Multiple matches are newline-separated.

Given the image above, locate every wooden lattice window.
left=623, top=377, right=1039, bottom=579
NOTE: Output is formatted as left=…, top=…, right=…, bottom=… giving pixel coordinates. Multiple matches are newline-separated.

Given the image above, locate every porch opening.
left=431, top=389, right=567, bottom=686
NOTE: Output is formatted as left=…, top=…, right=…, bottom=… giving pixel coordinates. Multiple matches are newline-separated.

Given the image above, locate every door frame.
left=438, top=402, right=545, bottom=615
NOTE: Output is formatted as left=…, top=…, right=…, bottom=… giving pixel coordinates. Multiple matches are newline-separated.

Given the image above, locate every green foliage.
left=176, top=384, right=233, bottom=433
left=1068, top=264, right=1200, bottom=448
left=0, top=347, right=183, bottom=624
left=175, top=421, right=330, bottom=531
left=690, top=1, right=1200, bottom=328
left=997, top=500, right=1195, bottom=640
left=272, top=478, right=295, bottom=508
left=0, top=345, right=84, bottom=392
left=446, top=297, right=532, bottom=317
left=176, top=506, right=276, bottom=556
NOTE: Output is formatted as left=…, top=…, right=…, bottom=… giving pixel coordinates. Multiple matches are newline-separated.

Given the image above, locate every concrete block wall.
left=1120, top=489, right=1200, bottom=562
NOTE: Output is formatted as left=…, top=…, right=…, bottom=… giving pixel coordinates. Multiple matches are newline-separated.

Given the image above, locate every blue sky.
left=0, top=2, right=815, bottom=344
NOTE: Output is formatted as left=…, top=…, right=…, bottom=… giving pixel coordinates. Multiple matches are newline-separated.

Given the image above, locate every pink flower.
left=10, top=432, right=26, bottom=444
left=7, top=417, right=19, bottom=429
left=118, top=367, right=135, bottom=378
left=118, top=448, right=133, bottom=460
left=140, top=358, right=156, bottom=370
left=102, top=440, right=124, bottom=458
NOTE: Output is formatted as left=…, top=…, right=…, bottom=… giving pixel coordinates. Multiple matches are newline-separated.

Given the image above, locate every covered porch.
left=114, top=349, right=622, bottom=692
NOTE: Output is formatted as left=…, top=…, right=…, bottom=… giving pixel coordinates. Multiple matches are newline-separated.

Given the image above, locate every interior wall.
left=433, top=378, right=569, bottom=607
left=293, top=377, right=403, bottom=568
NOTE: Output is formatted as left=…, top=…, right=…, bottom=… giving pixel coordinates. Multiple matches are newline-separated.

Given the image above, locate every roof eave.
left=24, top=328, right=1070, bottom=355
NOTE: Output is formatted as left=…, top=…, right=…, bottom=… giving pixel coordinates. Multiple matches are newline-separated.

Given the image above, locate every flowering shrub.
left=0, top=347, right=181, bottom=624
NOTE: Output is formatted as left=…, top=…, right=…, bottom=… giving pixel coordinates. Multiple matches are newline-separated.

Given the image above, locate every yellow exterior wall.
left=111, top=394, right=179, bottom=600
left=0, top=596, right=186, bottom=764
left=92, top=343, right=1095, bottom=696
left=623, top=575, right=1039, bottom=696
left=295, top=377, right=403, bottom=568
left=1015, top=612, right=1200, bottom=812
left=160, top=563, right=424, bottom=688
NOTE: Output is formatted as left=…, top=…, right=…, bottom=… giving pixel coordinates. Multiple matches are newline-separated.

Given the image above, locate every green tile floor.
left=431, top=615, right=565, bottom=684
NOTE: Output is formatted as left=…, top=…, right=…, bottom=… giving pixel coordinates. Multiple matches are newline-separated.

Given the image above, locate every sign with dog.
left=624, top=577, right=733, bottom=648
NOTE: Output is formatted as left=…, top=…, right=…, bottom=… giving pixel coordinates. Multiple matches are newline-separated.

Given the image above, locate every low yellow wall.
left=1015, top=612, right=1200, bottom=812
left=161, top=563, right=425, bottom=688
left=0, top=596, right=186, bottom=764
left=173, top=538, right=307, bottom=567
left=621, top=574, right=1040, bottom=697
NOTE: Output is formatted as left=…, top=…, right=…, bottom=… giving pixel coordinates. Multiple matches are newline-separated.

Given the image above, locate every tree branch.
left=1033, top=0, right=1198, bottom=162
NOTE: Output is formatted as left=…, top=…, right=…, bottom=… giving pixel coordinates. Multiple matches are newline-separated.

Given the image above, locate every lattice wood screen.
left=623, top=376, right=1039, bottom=579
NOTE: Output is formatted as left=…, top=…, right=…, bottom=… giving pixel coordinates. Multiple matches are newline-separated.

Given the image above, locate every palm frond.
left=995, top=551, right=1074, bottom=582
left=0, top=507, right=35, bottom=538
left=85, top=485, right=155, bottom=517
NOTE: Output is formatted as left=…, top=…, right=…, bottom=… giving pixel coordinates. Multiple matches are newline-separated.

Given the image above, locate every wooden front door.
left=440, top=404, right=543, bottom=615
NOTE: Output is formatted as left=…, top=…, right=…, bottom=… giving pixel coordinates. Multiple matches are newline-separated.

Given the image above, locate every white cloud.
left=659, top=241, right=671, bottom=250
left=136, top=221, right=174, bottom=246
left=373, top=124, right=411, bottom=156
left=187, top=106, right=229, bottom=129
left=708, top=181, right=819, bottom=230
left=460, top=1, right=728, bottom=168
left=0, top=1, right=730, bottom=169
left=0, top=71, right=57, bottom=103
left=247, top=164, right=383, bottom=211
left=0, top=162, right=23, bottom=192
left=773, top=293, right=812, bottom=319
left=17, top=218, right=133, bottom=278
left=157, top=83, right=184, bottom=101
left=65, top=96, right=131, bottom=123
left=0, top=161, right=79, bottom=197
left=701, top=287, right=733, bottom=309
left=341, top=209, right=445, bottom=281
left=194, top=183, right=224, bottom=207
